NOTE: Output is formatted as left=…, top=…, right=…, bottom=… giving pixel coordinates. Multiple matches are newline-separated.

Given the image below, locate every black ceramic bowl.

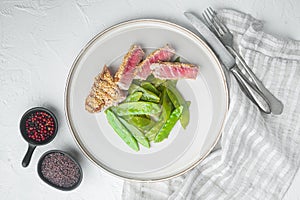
left=37, top=150, right=83, bottom=191
left=20, top=107, right=58, bottom=167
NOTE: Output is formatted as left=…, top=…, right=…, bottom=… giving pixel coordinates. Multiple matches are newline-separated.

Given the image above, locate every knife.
left=184, top=12, right=271, bottom=114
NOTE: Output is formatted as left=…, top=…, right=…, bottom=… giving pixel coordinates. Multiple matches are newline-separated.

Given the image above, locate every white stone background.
left=0, top=0, right=299, bottom=199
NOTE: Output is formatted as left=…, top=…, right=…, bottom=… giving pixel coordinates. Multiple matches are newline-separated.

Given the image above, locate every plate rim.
left=64, top=18, right=229, bottom=182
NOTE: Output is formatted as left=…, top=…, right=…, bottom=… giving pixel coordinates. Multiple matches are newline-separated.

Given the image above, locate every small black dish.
left=37, top=150, right=83, bottom=191
left=20, top=107, right=58, bottom=167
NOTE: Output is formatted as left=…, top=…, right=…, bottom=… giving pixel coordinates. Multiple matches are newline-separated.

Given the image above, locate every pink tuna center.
left=124, top=49, right=143, bottom=73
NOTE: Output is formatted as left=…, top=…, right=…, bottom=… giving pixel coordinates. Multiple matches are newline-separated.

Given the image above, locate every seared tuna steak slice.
left=151, top=62, right=199, bottom=80
left=114, top=45, right=145, bottom=90
left=85, top=65, right=125, bottom=113
left=135, top=44, right=175, bottom=80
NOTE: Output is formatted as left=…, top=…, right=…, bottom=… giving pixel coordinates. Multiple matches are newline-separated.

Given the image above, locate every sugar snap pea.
left=128, top=83, right=140, bottom=94
left=128, top=84, right=160, bottom=103
left=166, top=84, right=190, bottom=129
left=124, top=92, right=143, bottom=102
left=146, top=75, right=166, bottom=87
left=112, top=102, right=161, bottom=116
left=186, top=101, right=191, bottom=107
left=152, top=78, right=166, bottom=87
left=119, top=118, right=150, bottom=148
left=145, top=88, right=172, bottom=141
left=105, top=109, right=139, bottom=151
left=174, top=56, right=181, bottom=62
left=145, top=113, right=165, bottom=141
left=123, top=115, right=154, bottom=130
left=154, top=106, right=183, bottom=143
left=169, top=80, right=178, bottom=86
left=161, top=87, right=173, bottom=118
left=141, top=82, right=160, bottom=96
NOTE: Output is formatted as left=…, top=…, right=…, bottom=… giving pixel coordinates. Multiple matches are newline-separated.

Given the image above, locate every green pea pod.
left=128, top=84, right=160, bottom=103
left=119, top=118, right=150, bottom=148
left=165, top=87, right=180, bottom=107
left=145, top=89, right=172, bottom=141
left=145, top=114, right=165, bottom=141
left=171, top=80, right=178, bottom=86
left=112, top=102, right=161, bottom=116
left=186, top=101, right=191, bottom=107
left=132, top=79, right=142, bottom=85
left=154, top=106, right=183, bottom=143
left=146, top=74, right=155, bottom=82
left=105, top=109, right=139, bottom=151
left=123, top=115, right=154, bottom=130
left=128, top=83, right=140, bottom=94
left=166, top=80, right=178, bottom=87
left=141, top=82, right=160, bottom=96
left=146, top=75, right=166, bottom=87
left=174, top=56, right=181, bottom=62
left=161, top=87, right=173, bottom=118
left=124, top=92, right=143, bottom=102
left=166, top=84, right=190, bottom=129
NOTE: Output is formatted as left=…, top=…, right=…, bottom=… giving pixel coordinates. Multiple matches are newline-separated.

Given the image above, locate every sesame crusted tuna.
left=114, top=45, right=145, bottom=90
left=135, top=44, right=175, bottom=80
left=150, top=62, right=199, bottom=80
left=85, top=65, right=125, bottom=113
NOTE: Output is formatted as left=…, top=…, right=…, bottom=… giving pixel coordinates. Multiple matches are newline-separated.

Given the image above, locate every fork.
left=203, top=7, right=284, bottom=115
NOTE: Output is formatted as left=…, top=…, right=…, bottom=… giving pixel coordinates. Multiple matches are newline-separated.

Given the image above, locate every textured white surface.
left=0, top=0, right=299, bottom=199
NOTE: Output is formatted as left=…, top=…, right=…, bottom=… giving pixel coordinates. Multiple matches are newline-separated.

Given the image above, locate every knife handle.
left=231, top=66, right=271, bottom=114
left=227, top=46, right=283, bottom=114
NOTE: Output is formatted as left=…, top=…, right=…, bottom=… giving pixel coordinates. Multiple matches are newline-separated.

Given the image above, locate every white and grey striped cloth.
left=122, top=9, right=300, bottom=200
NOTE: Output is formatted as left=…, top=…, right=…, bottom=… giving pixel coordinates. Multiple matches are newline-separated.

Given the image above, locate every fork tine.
left=208, top=7, right=217, bottom=16
left=203, top=8, right=224, bottom=36
left=208, top=7, right=230, bottom=33
left=206, top=7, right=226, bottom=34
left=203, top=14, right=222, bottom=38
left=202, top=12, right=222, bottom=38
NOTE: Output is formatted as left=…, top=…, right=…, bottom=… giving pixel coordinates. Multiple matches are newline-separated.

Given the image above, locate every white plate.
left=65, top=19, right=228, bottom=181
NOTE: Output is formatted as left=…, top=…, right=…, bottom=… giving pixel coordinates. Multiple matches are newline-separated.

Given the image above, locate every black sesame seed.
left=40, top=152, right=81, bottom=188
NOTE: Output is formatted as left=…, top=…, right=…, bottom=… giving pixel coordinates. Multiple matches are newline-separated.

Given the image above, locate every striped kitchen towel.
left=122, top=9, right=300, bottom=200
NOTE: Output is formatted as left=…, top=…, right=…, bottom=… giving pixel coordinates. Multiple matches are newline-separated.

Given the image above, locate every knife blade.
left=184, top=12, right=235, bottom=68
left=184, top=12, right=271, bottom=114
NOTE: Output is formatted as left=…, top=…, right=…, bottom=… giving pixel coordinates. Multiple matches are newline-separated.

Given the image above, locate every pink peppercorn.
left=25, top=111, right=55, bottom=142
